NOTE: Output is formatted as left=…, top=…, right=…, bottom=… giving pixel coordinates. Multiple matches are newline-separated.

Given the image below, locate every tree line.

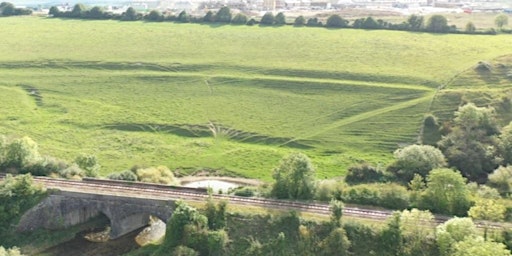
left=47, top=4, right=506, bottom=35
left=0, top=2, right=32, bottom=16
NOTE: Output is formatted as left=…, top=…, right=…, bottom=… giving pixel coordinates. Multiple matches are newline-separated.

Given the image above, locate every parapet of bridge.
left=17, top=190, right=175, bottom=239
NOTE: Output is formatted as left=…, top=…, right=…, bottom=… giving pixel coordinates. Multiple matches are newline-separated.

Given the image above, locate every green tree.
left=122, top=7, right=138, bottom=21
left=5, top=136, right=41, bottom=171
left=453, top=236, right=511, bottom=256
left=488, top=165, right=512, bottom=196
left=329, top=199, right=343, bottom=228
left=0, top=174, right=45, bottom=238
left=326, top=14, right=348, bottom=28
left=204, top=195, right=227, bottom=231
left=207, top=230, right=229, bottom=256
left=214, top=6, right=231, bottom=23
left=379, top=212, right=403, bottom=256
left=70, top=3, right=86, bottom=18
left=87, top=6, right=104, bottom=19
left=439, top=103, right=500, bottom=183
left=362, top=16, right=380, bottom=29
left=498, top=122, right=512, bottom=165
left=387, top=144, right=446, bottom=182
left=146, top=10, right=163, bottom=21
left=465, top=22, right=476, bottom=33
left=0, top=2, right=15, bottom=16
left=306, top=17, right=321, bottom=27
left=161, top=201, right=208, bottom=250
left=231, top=13, right=247, bottom=25
left=274, top=12, right=286, bottom=25
left=407, top=14, right=424, bottom=31
left=420, top=168, right=471, bottom=215
left=425, top=14, right=449, bottom=33
left=468, top=198, right=506, bottom=240
left=48, top=6, right=60, bottom=16
left=74, top=154, right=100, bottom=177
left=436, top=217, right=477, bottom=256
left=177, top=11, right=190, bottom=23
left=320, top=228, right=350, bottom=256
left=495, top=14, right=508, bottom=30
left=400, top=209, right=435, bottom=256
left=271, top=152, right=316, bottom=199
left=260, top=12, right=274, bottom=25
left=294, top=15, right=305, bottom=26
left=203, top=11, right=214, bottom=22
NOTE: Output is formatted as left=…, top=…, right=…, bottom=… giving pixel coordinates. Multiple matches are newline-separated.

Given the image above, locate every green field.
left=1, top=16, right=512, bottom=181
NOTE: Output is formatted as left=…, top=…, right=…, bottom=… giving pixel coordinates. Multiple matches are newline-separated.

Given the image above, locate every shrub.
left=345, top=163, right=385, bottom=184
left=231, top=13, right=247, bottom=25
left=315, top=180, right=342, bottom=201
left=260, top=12, right=274, bottom=25
left=59, top=164, right=84, bottom=179
left=108, top=170, right=138, bottom=181
left=341, top=183, right=410, bottom=210
left=294, top=16, right=305, bottom=27
left=326, top=15, right=348, bottom=28
left=136, top=166, right=177, bottom=184
left=233, top=187, right=255, bottom=197
left=22, top=156, right=68, bottom=176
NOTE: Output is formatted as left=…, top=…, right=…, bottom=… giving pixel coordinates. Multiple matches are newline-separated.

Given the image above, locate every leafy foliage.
left=107, top=170, right=138, bottom=181
left=214, top=7, right=231, bottom=23
left=345, top=163, right=385, bottom=184
left=0, top=246, right=24, bottom=256
left=419, top=168, right=471, bottom=216
left=388, top=144, right=446, bottom=182
left=488, top=165, right=512, bottom=196
left=293, top=16, right=305, bottom=27
left=231, top=13, right=247, bottom=25
left=135, top=166, right=176, bottom=184
left=495, top=14, right=509, bottom=29
left=326, top=15, right=348, bottom=28
left=0, top=174, right=46, bottom=240
left=436, top=217, right=477, bottom=256
left=74, top=154, right=100, bottom=177
left=260, top=12, right=274, bottom=25
left=439, top=103, right=500, bottom=183
left=426, top=15, right=449, bottom=33
left=274, top=13, right=286, bottom=26
left=271, top=153, right=316, bottom=199
left=453, top=236, right=511, bottom=256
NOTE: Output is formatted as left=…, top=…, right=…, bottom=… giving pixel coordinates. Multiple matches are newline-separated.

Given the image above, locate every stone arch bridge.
left=17, top=191, right=175, bottom=239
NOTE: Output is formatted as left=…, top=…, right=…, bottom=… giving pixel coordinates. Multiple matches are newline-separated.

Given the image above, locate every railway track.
left=0, top=173, right=508, bottom=228
left=0, top=173, right=392, bottom=220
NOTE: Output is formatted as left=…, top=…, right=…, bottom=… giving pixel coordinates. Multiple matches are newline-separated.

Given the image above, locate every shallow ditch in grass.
left=102, top=122, right=314, bottom=149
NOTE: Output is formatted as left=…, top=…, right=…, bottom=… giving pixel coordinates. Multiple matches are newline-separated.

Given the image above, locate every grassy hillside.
left=1, top=16, right=512, bottom=180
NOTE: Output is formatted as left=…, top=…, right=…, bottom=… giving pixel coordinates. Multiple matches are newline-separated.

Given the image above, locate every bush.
left=294, top=16, right=305, bottom=27
left=341, top=183, right=410, bottom=210
left=108, top=170, right=138, bottom=181
left=231, top=13, right=247, bottom=25
left=233, top=187, right=255, bottom=197
left=345, top=163, right=385, bottom=184
left=326, top=15, right=348, bottom=28
left=58, top=164, right=84, bottom=179
left=260, top=12, right=274, bottom=25
left=22, top=156, right=68, bottom=176
left=344, top=221, right=379, bottom=255
left=315, top=180, right=342, bottom=201
left=136, top=166, right=177, bottom=184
